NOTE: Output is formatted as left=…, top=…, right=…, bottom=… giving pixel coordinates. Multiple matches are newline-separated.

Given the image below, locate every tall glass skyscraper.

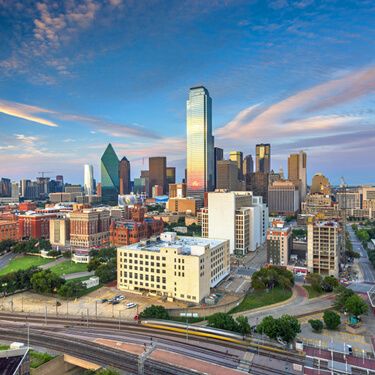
left=84, top=164, right=94, bottom=196
left=186, top=86, right=214, bottom=197
left=101, top=143, right=120, bottom=205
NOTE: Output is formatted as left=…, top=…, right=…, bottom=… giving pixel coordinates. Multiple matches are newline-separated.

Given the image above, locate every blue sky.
left=0, top=0, right=374, bottom=185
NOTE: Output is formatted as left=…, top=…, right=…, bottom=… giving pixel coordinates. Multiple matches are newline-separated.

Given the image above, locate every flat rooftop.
left=121, top=234, right=225, bottom=255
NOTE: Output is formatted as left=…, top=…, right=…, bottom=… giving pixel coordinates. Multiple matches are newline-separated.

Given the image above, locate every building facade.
left=268, top=180, right=300, bottom=215
left=186, top=86, right=214, bottom=197
left=0, top=220, right=19, bottom=241
left=216, top=160, right=240, bottom=191
left=18, top=213, right=57, bottom=239
left=101, top=144, right=120, bottom=205
left=166, top=197, right=197, bottom=215
left=256, top=144, right=271, bottom=173
left=311, top=173, right=331, bottom=195
left=288, top=151, right=307, bottom=201
left=49, top=217, right=70, bottom=247
left=267, top=224, right=292, bottom=266
left=242, top=154, right=254, bottom=177
left=117, top=232, right=230, bottom=303
left=84, top=164, right=95, bottom=196
left=149, top=157, right=167, bottom=195
left=119, top=157, right=131, bottom=195
left=229, top=151, right=243, bottom=180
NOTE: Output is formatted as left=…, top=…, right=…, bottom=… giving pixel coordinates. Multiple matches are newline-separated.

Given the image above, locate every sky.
left=0, top=0, right=374, bottom=186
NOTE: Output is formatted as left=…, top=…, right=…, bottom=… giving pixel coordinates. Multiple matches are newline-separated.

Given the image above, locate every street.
left=0, top=251, right=16, bottom=270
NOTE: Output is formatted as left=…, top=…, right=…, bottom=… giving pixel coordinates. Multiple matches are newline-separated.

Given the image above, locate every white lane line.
left=235, top=280, right=248, bottom=293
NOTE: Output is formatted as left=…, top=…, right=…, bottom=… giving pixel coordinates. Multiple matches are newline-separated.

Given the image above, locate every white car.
left=126, top=302, right=137, bottom=309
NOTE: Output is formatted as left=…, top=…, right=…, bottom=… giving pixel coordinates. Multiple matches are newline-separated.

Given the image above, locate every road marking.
left=235, top=280, right=248, bottom=293
left=225, top=281, right=233, bottom=289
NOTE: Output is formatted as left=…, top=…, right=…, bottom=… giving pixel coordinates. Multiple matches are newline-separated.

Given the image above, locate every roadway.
left=0, top=251, right=16, bottom=270
left=346, top=225, right=375, bottom=291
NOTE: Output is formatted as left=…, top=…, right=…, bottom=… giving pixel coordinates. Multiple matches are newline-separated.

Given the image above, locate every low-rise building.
left=117, top=232, right=230, bottom=303
left=49, top=217, right=70, bottom=247
left=166, top=197, right=198, bottom=215
left=268, top=180, right=300, bottom=215
left=0, top=220, right=19, bottom=241
left=18, top=213, right=58, bottom=239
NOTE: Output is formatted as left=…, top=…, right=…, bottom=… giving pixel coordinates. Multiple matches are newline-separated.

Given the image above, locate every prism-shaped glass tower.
left=101, top=143, right=120, bottom=205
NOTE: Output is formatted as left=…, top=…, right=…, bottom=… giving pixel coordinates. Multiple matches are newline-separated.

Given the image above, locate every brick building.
left=18, top=213, right=58, bottom=239
left=0, top=220, right=19, bottom=241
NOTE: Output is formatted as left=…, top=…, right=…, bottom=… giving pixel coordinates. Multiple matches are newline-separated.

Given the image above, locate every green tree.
left=309, top=319, right=323, bottom=333
left=305, top=273, right=323, bottom=292
left=236, top=316, right=251, bottom=337
left=87, top=258, right=102, bottom=272
left=0, top=239, right=16, bottom=253
left=31, top=270, right=64, bottom=294
left=95, top=261, right=116, bottom=283
left=344, top=294, right=368, bottom=318
left=57, top=281, right=85, bottom=298
left=323, top=310, right=341, bottom=330
left=207, top=313, right=239, bottom=332
left=334, top=285, right=354, bottom=311
left=357, top=229, right=370, bottom=242
left=140, top=305, right=169, bottom=320
left=321, top=276, right=339, bottom=292
left=276, top=315, right=301, bottom=343
left=257, top=316, right=278, bottom=339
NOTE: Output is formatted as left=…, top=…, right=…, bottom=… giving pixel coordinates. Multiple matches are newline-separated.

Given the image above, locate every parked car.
left=111, top=300, right=120, bottom=305
left=100, top=298, right=108, bottom=303
left=116, top=295, right=125, bottom=301
left=126, top=302, right=137, bottom=309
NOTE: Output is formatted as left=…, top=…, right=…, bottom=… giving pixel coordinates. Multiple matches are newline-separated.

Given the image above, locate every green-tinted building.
left=101, top=143, right=120, bottom=205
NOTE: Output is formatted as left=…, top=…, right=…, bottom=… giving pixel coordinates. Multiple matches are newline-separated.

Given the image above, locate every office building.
left=119, top=157, right=131, bottom=195
left=202, top=191, right=268, bottom=255
left=245, top=172, right=269, bottom=203
left=256, top=143, right=271, bottom=173
left=0, top=178, right=11, bottom=197
left=311, top=173, right=331, bottom=195
left=186, top=86, right=214, bottom=197
left=152, top=184, right=164, bottom=197
left=268, top=180, right=300, bottom=215
left=11, top=182, right=19, bottom=200
left=166, top=167, right=176, bottom=185
left=302, top=194, right=340, bottom=219
left=134, top=177, right=148, bottom=195
left=267, top=223, right=292, bottom=266
left=214, top=147, right=224, bottom=189
left=149, top=157, right=167, bottom=195
left=229, top=151, right=243, bottom=180
left=243, top=154, right=254, bottom=177
left=84, top=164, right=95, bottom=196
left=166, top=197, right=198, bottom=215
left=69, top=209, right=110, bottom=248
left=307, top=220, right=340, bottom=277
left=0, top=220, right=19, bottom=241
left=169, top=183, right=187, bottom=199
left=336, top=190, right=361, bottom=210
left=101, top=143, right=120, bottom=205
left=49, top=217, right=70, bottom=247
left=18, top=212, right=58, bottom=239
left=216, top=160, right=240, bottom=191
left=361, top=186, right=375, bottom=210
left=117, top=232, right=230, bottom=303
left=288, top=151, right=307, bottom=200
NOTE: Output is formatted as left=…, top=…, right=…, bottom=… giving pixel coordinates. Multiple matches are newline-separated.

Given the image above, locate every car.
left=116, top=295, right=125, bottom=301
left=100, top=298, right=108, bottom=303
left=111, top=300, right=120, bottom=305
left=126, top=302, right=137, bottom=309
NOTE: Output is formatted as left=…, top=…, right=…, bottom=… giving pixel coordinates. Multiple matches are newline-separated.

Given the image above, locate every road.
left=0, top=251, right=16, bottom=270
left=242, top=285, right=334, bottom=326
left=347, top=225, right=375, bottom=285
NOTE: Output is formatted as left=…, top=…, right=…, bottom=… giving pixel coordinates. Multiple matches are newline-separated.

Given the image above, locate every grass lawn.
left=229, top=287, right=292, bottom=314
left=49, top=261, right=88, bottom=276
left=30, top=350, right=55, bottom=368
left=303, top=285, right=326, bottom=299
left=0, top=345, right=9, bottom=350
left=0, top=256, right=53, bottom=276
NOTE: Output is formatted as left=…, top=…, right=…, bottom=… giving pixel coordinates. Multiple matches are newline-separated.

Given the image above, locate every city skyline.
left=0, top=1, right=375, bottom=185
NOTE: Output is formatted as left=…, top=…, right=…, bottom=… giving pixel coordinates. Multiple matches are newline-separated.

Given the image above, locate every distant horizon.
left=0, top=1, right=374, bottom=185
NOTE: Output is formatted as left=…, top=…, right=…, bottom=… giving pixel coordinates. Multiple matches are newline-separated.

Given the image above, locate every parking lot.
left=0, top=286, right=187, bottom=320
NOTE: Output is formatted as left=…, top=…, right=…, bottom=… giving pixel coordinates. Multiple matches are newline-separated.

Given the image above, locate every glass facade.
left=186, top=86, right=214, bottom=197
left=101, top=143, right=119, bottom=204
left=256, top=143, right=271, bottom=173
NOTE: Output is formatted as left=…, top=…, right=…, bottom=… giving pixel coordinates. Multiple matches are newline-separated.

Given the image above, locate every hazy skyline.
left=0, top=0, right=374, bottom=185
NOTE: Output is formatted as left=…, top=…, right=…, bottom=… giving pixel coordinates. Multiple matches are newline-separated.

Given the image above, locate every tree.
left=309, top=319, right=323, bottom=333
left=257, top=316, right=278, bottom=339
left=57, top=281, right=85, bottom=298
left=334, top=285, right=354, bottom=311
left=0, top=239, right=16, bottom=253
left=257, top=314, right=300, bottom=343
left=31, top=270, right=64, bottom=294
left=236, top=316, right=251, bottom=337
left=251, top=266, right=294, bottom=291
left=88, top=258, right=102, bottom=272
left=321, top=276, right=339, bottom=292
left=305, top=273, right=323, bottom=292
left=140, top=305, right=169, bottom=320
left=95, top=261, right=116, bottom=283
left=344, top=294, right=368, bottom=318
left=323, top=310, right=341, bottom=330
left=207, top=313, right=239, bottom=332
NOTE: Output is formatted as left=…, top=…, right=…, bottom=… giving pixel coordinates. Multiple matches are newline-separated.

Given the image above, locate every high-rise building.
left=214, top=147, right=224, bottom=189
left=101, top=144, right=120, bottom=205
left=119, top=157, right=131, bottom=195
left=202, top=191, right=268, bottom=255
left=166, top=167, right=176, bottom=185
left=307, top=220, right=340, bottom=277
left=84, top=164, right=94, bottom=196
left=11, top=182, right=19, bottom=200
left=0, top=178, right=11, bottom=197
left=268, top=180, right=300, bottom=215
left=311, top=173, right=331, bottom=195
left=169, top=183, right=187, bottom=198
left=229, top=151, right=244, bottom=180
left=243, top=154, right=254, bottom=177
left=245, top=172, right=269, bottom=203
left=256, top=143, right=271, bottom=173
left=288, top=151, right=307, bottom=200
left=267, top=222, right=292, bottom=266
left=149, top=157, right=167, bottom=195
left=186, top=86, right=214, bottom=197
left=216, top=160, right=240, bottom=191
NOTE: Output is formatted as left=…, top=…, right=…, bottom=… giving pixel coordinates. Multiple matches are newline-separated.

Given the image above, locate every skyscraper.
left=216, top=160, right=240, bottom=191
left=288, top=151, right=307, bottom=200
left=166, top=167, right=176, bottom=185
left=242, top=154, right=254, bottom=177
left=119, top=157, right=131, bottom=195
left=214, top=147, right=224, bottom=189
left=186, top=86, right=214, bottom=197
left=229, top=151, right=243, bottom=180
left=101, top=143, right=120, bottom=205
left=149, top=157, right=167, bottom=195
left=84, top=164, right=94, bottom=196
left=256, top=143, right=271, bottom=173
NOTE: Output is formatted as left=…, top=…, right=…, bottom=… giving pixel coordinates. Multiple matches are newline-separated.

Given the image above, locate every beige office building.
left=288, top=151, right=307, bottom=200
left=166, top=197, right=197, bottom=215
left=267, top=224, right=292, bottom=266
left=49, top=217, right=70, bottom=247
left=216, top=160, right=241, bottom=191
left=117, top=232, right=230, bottom=303
left=311, top=173, right=331, bottom=195
left=361, top=186, right=375, bottom=210
left=307, top=221, right=340, bottom=277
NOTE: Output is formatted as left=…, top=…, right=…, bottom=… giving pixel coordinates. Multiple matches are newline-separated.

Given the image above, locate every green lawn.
left=0, top=345, right=9, bottom=350
left=229, top=287, right=292, bottom=314
left=303, top=285, right=326, bottom=299
left=0, top=256, right=53, bottom=276
left=30, top=350, right=55, bottom=368
left=49, top=261, right=88, bottom=276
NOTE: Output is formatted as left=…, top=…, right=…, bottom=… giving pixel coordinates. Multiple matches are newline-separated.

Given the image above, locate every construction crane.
left=38, top=171, right=52, bottom=178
